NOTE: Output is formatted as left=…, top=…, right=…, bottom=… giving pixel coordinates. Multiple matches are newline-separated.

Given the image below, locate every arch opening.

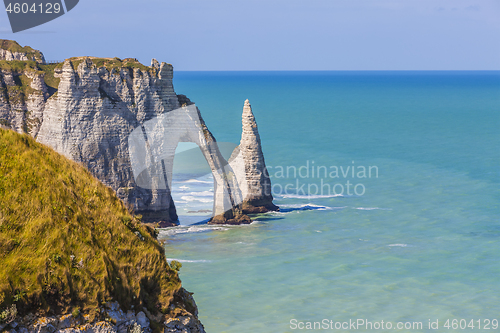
left=128, top=104, right=244, bottom=224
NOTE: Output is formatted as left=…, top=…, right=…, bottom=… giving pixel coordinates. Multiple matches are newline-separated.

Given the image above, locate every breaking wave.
left=278, top=194, right=344, bottom=199
left=276, top=203, right=346, bottom=212
left=167, top=258, right=212, bottom=263
left=159, top=225, right=229, bottom=237
left=180, top=195, right=213, bottom=203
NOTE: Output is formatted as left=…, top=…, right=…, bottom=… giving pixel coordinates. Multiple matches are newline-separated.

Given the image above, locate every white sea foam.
left=388, top=244, right=408, bottom=247
left=279, top=194, right=344, bottom=199
left=278, top=203, right=345, bottom=211
left=280, top=203, right=328, bottom=208
left=250, top=219, right=269, bottom=224
left=184, top=179, right=212, bottom=184
left=159, top=225, right=229, bottom=237
left=268, top=211, right=288, bottom=216
left=167, top=258, right=212, bottom=263
left=355, top=207, right=393, bottom=211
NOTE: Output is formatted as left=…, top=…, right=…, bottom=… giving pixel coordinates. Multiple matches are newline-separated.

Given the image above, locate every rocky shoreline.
left=0, top=289, right=204, bottom=333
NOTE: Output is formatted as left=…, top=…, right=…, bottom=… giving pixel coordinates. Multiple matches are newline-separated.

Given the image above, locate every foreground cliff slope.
left=0, top=128, right=203, bottom=331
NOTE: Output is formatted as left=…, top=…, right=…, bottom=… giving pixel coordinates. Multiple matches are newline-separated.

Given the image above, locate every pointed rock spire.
left=231, top=99, right=278, bottom=213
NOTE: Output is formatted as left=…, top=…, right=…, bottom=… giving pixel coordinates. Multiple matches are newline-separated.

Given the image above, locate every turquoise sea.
left=162, top=71, right=500, bottom=332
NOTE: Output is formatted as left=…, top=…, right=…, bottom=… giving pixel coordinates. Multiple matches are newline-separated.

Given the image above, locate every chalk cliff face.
left=0, top=53, right=184, bottom=223
left=0, top=40, right=277, bottom=224
left=229, top=100, right=279, bottom=213
left=0, top=48, right=45, bottom=63
left=0, top=39, right=46, bottom=63
left=34, top=58, right=183, bottom=223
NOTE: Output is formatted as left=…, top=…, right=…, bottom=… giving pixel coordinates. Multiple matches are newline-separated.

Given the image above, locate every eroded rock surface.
left=230, top=99, right=278, bottom=214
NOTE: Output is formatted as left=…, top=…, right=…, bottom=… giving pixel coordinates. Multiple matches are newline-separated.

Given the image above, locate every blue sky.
left=1, top=0, right=499, bottom=70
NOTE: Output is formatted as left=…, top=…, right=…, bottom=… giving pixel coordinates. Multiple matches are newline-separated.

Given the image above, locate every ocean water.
left=161, top=71, right=500, bottom=332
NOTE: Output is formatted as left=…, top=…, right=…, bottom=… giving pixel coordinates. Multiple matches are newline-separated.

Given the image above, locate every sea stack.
left=230, top=99, right=279, bottom=213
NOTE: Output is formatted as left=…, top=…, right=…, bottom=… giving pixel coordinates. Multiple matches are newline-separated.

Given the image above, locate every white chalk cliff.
left=0, top=41, right=277, bottom=224
left=0, top=40, right=45, bottom=63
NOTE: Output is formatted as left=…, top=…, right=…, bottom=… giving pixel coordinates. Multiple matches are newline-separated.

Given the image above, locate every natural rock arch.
left=128, top=104, right=247, bottom=223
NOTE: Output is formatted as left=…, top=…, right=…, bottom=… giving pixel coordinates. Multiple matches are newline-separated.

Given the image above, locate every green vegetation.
left=38, top=63, right=60, bottom=92
left=169, top=260, right=182, bottom=272
left=0, top=60, right=42, bottom=106
left=0, top=39, right=158, bottom=108
left=0, top=129, right=182, bottom=319
left=0, top=60, right=38, bottom=72
left=0, top=40, right=44, bottom=62
left=71, top=307, right=80, bottom=318
left=63, top=57, right=155, bottom=75
left=0, top=57, right=154, bottom=109
left=0, top=304, right=16, bottom=324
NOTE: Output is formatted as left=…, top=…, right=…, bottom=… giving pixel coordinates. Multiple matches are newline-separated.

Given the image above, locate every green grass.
left=0, top=54, right=157, bottom=110
left=0, top=129, right=182, bottom=319
left=38, top=64, right=60, bottom=92
left=0, top=58, right=153, bottom=112
left=63, top=57, right=155, bottom=74
left=0, top=60, right=38, bottom=72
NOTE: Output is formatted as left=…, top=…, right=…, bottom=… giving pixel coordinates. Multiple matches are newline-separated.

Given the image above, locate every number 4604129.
left=444, top=319, right=499, bottom=330
left=6, top=3, right=62, bottom=14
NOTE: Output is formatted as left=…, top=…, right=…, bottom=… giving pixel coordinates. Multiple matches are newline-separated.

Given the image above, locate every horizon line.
left=174, top=69, right=500, bottom=72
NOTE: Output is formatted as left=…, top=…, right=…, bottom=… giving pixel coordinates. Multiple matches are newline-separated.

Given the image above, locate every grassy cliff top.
left=0, top=40, right=44, bottom=63
left=0, top=129, right=181, bottom=319
left=0, top=60, right=40, bottom=72
left=56, top=57, right=158, bottom=75
left=0, top=57, right=155, bottom=74
left=0, top=56, right=159, bottom=102
left=0, top=57, right=159, bottom=113
left=0, top=41, right=166, bottom=105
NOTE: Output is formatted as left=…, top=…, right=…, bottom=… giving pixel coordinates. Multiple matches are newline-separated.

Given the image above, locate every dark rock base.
left=139, top=210, right=180, bottom=228
left=208, top=212, right=252, bottom=225
left=241, top=200, right=280, bottom=214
